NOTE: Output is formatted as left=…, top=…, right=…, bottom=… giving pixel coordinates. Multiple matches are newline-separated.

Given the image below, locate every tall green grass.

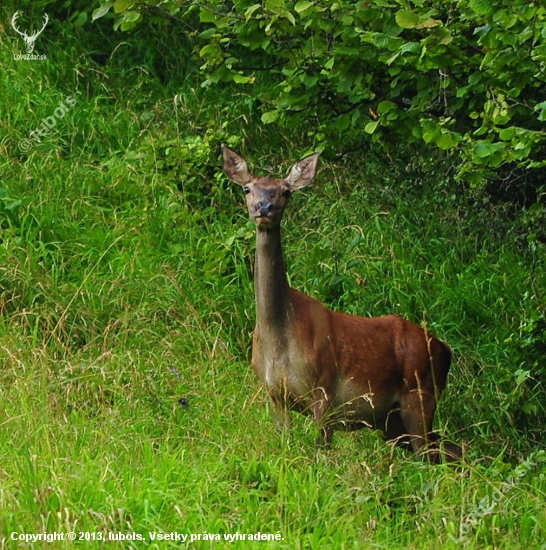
left=0, top=4, right=545, bottom=548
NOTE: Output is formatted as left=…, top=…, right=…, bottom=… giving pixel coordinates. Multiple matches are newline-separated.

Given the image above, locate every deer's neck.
left=254, top=225, right=291, bottom=330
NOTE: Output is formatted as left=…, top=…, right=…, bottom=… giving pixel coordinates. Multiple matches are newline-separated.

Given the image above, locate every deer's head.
left=222, top=144, right=319, bottom=229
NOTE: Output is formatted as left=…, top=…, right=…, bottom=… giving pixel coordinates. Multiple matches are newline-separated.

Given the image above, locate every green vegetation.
left=1, top=0, right=545, bottom=548
left=94, top=0, right=546, bottom=191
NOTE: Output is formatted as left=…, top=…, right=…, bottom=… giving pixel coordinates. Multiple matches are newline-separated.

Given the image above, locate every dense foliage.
left=89, top=0, right=546, bottom=196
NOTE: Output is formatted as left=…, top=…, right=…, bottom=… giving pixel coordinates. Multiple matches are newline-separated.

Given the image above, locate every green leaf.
left=436, top=132, right=460, bottom=150
left=536, top=101, right=546, bottom=122
left=421, top=119, right=440, bottom=144
left=200, top=8, right=218, bottom=23
left=474, top=140, right=504, bottom=158
left=294, top=1, right=314, bottom=14
left=261, top=110, right=279, bottom=123
left=324, top=57, right=335, bottom=70
left=499, top=128, right=515, bottom=141
left=92, top=2, right=113, bottom=21
left=122, top=11, right=140, bottom=23
left=469, top=0, right=493, bottom=16
left=493, top=9, right=518, bottom=29
left=120, top=10, right=140, bottom=30
left=335, top=113, right=350, bottom=131
left=245, top=3, right=262, bottom=19
left=396, top=9, right=438, bottom=29
left=396, top=10, right=420, bottom=29
left=420, top=18, right=439, bottom=28
left=364, top=120, right=379, bottom=134
left=265, top=0, right=286, bottom=15
left=114, top=0, right=131, bottom=14
left=377, top=100, right=396, bottom=115
left=73, top=11, right=88, bottom=27
left=199, top=28, right=217, bottom=40
left=233, top=74, right=255, bottom=84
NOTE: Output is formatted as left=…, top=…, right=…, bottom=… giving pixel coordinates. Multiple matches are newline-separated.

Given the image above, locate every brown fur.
left=222, top=144, right=460, bottom=462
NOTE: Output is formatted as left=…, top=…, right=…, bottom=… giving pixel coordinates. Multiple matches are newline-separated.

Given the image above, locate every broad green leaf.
left=370, top=33, right=403, bottom=50
left=400, top=42, right=421, bottom=54
left=493, top=9, right=518, bottom=29
left=74, top=11, right=88, bottom=26
left=436, top=132, right=460, bottom=150
left=364, top=120, right=379, bottom=134
left=499, top=128, right=515, bottom=141
left=396, top=10, right=420, bottom=29
left=421, top=119, right=440, bottom=144
left=199, top=44, right=220, bottom=58
left=396, top=10, right=439, bottom=29
left=469, top=0, right=493, bottom=16
left=233, top=74, right=255, bottom=84
left=122, top=11, right=140, bottom=23
left=335, top=113, right=350, bottom=131
left=92, top=2, right=113, bottom=21
left=114, top=0, right=131, bottom=14
left=120, top=10, right=140, bottom=30
left=474, top=140, right=503, bottom=158
left=377, top=100, right=396, bottom=115
left=261, top=110, right=279, bottom=123
left=420, top=18, right=439, bottom=28
left=294, top=1, right=314, bottom=14
left=200, top=8, right=218, bottom=23
left=245, top=3, right=262, bottom=19
left=265, top=0, right=286, bottom=15
left=423, top=129, right=439, bottom=144
left=199, top=28, right=217, bottom=40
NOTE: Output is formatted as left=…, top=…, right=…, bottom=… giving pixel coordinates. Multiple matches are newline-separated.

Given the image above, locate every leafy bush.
left=92, top=0, right=546, bottom=196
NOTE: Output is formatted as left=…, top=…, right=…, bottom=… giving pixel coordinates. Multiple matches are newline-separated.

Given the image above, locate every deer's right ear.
left=221, top=144, right=253, bottom=186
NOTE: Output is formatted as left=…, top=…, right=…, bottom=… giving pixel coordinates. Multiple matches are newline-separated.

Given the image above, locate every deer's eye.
left=282, top=189, right=291, bottom=198
left=243, top=187, right=251, bottom=195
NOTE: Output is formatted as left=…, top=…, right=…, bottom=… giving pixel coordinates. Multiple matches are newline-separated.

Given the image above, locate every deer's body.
left=222, top=145, right=460, bottom=462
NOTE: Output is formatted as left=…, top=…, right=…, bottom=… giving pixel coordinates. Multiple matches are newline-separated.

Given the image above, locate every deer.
left=222, top=144, right=461, bottom=463
left=11, top=11, right=49, bottom=54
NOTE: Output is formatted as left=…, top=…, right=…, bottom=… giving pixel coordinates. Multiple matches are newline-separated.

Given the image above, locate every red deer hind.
left=222, top=145, right=460, bottom=463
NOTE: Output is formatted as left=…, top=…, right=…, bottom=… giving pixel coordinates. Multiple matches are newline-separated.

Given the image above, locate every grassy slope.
left=1, top=6, right=545, bottom=549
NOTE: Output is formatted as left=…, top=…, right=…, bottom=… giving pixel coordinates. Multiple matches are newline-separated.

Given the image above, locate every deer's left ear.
left=285, top=153, right=319, bottom=190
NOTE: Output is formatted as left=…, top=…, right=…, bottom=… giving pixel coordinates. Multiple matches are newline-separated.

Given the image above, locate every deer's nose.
left=256, top=201, right=274, bottom=216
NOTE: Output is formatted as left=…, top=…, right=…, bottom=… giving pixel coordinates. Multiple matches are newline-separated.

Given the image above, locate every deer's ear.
left=222, top=144, right=254, bottom=186
left=285, top=153, right=319, bottom=190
